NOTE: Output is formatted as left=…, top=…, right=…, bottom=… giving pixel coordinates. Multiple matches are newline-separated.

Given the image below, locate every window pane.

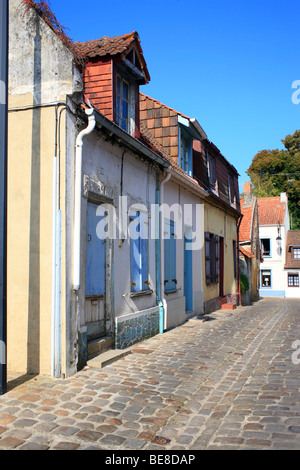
left=294, top=248, right=300, bottom=259
left=122, top=82, right=129, bottom=100
left=121, top=119, right=127, bottom=131
left=117, top=76, right=121, bottom=95
left=262, top=270, right=271, bottom=287
left=122, top=100, right=128, bottom=120
left=117, top=95, right=120, bottom=116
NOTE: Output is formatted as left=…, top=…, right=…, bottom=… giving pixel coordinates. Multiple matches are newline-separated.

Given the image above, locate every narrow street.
left=0, top=298, right=300, bottom=450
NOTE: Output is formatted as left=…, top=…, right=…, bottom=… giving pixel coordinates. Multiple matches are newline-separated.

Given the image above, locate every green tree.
left=247, top=130, right=300, bottom=229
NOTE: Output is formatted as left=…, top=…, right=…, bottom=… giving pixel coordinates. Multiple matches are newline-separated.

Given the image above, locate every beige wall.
left=203, top=203, right=238, bottom=302
left=7, top=94, right=68, bottom=375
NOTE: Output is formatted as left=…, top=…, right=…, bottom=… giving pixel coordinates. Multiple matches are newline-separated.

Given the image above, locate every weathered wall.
left=7, top=0, right=81, bottom=375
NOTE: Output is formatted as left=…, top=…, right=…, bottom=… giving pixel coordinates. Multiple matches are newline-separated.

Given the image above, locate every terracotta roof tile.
left=75, top=32, right=150, bottom=82
left=75, top=32, right=137, bottom=57
left=239, top=200, right=253, bottom=243
left=239, top=246, right=255, bottom=259
left=257, top=196, right=286, bottom=226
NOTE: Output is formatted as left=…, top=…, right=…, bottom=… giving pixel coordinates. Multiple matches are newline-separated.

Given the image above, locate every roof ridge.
left=140, top=92, right=191, bottom=120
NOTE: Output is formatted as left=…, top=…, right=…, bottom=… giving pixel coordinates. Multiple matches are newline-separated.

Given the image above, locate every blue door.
left=184, top=235, right=193, bottom=312
left=85, top=201, right=106, bottom=296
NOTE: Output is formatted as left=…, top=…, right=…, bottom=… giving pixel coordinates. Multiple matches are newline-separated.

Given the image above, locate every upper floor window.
left=293, top=247, right=300, bottom=259
left=207, top=151, right=217, bottom=192
left=179, top=128, right=193, bottom=176
left=261, top=238, right=271, bottom=257
left=116, top=75, right=130, bottom=132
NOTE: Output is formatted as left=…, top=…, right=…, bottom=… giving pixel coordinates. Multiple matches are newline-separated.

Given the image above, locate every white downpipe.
left=55, top=209, right=62, bottom=378
left=51, top=156, right=58, bottom=377
left=159, top=169, right=172, bottom=331
left=73, top=108, right=96, bottom=291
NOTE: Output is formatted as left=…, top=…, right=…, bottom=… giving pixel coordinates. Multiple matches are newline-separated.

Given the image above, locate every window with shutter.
left=164, top=220, right=177, bottom=292
left=205, top=232, right=220, bottom=285
left=130, top=211, right=149, bottom=293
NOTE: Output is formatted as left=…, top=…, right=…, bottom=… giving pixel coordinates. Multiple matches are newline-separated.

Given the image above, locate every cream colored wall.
left=7, top=94, right=68, bottom=375
left=203, top=203, right=238, bottom=302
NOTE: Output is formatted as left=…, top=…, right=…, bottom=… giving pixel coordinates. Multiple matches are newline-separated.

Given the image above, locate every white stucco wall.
left=259, top=225, right=286, bottom=297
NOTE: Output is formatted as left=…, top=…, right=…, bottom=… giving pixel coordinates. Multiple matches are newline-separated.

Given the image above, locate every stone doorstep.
left=87, top=336, right=112, bottom=360
left=87, top=348, right=132, bottom=370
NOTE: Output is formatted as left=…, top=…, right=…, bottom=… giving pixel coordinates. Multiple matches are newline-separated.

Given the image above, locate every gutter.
left=84, top=108, right=170, bottom=170
left=159, top=168, right=172, bottom=331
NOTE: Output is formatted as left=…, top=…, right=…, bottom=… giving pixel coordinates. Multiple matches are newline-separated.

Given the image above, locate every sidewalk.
left=0, top=298, right=300, bottom=450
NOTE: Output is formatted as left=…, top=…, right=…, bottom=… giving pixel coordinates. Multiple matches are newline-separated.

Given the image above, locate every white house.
left=258, top=194, right=289, bottom=297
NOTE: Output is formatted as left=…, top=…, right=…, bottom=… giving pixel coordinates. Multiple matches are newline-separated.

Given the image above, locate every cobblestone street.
left=0, top=298, right=300, bottom=451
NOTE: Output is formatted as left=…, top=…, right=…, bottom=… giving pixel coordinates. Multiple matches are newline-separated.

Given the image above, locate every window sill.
left=165, top=289, right=179, bottom=295
left=130, top=289, right=153, bottom=298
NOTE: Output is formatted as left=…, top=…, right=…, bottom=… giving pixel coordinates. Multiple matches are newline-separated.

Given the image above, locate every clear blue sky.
left=49, top=0, right=300, bottom=192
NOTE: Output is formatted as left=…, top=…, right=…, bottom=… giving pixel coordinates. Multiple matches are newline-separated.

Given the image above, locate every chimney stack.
left=243, top=181, right=253, bottom=208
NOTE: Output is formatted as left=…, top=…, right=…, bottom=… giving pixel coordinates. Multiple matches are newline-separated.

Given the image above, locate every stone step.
left=221, top=303, right=237, bottom=310
left=87, top=336, right=112, bottom=360
left=87, top=348, right=132, bottom=370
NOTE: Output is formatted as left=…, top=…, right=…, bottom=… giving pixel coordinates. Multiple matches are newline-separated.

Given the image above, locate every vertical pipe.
left=55, top=209, right=62, bottom=378
left=0, top=0, right=8, bottom=395
left=155, top=173, right=163, bottom=334
left=51, top=156, right=58, bottom=377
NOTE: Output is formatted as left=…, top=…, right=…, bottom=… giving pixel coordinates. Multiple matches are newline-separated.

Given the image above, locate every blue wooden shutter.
left=130, top=212, right=141, bottom=292
left=141, top=212, right=149, bottom=290
left=85, top=201, right=106, bottom=296
left=164, top=220, right=176, bottom=292
left=130, top=211, right=149, bottom=292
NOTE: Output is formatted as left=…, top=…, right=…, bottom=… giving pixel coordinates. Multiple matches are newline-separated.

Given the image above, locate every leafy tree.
left=246, top=130, right=300, bottom=229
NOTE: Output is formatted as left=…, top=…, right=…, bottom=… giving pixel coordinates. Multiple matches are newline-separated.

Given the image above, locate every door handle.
left=88, top=234, right=92, bottom=242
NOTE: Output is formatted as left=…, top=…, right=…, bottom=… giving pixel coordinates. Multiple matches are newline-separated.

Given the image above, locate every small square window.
left=261, top=239, right=271, bottom=257
left=288, top=273, right=299, bottom=287
left=261, top=269, right=271, bottom=288
left=293, top=248, right=300, bottom=259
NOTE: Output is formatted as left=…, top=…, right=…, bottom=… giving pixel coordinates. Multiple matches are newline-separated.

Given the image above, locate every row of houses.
left=7, top=0, right=242, bottom=378
left=239, top=182, right=300, bottom=302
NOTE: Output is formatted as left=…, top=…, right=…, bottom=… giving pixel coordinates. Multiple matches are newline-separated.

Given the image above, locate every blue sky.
left=50, top=0, right=300, bottom=192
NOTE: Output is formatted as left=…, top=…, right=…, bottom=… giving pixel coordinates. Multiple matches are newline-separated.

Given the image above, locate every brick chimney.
left=243, top=181, right=253, bottom=208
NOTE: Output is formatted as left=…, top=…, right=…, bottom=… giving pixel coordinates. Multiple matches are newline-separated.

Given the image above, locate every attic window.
left=293, top=247, right=300, bottom=259
left=116, top=75, right=129, bottom=132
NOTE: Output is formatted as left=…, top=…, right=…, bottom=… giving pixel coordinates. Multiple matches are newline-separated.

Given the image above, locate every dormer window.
left=207, top=151, right=217, bottom=193
left=116, top=75, right=130, bottom=132
left=179, top=129, right=192, bottom=175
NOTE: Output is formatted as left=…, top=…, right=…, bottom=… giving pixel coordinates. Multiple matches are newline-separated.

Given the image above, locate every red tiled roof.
left=284, top=230, right=300, bottom=269
left=239, top=198, right=253, bottom=243
left=239, top=246, right=255, bottom=259
left=75, top=32, right=150, bottom=82
left=75, top=32, right=137, bottom=58
left=257, top=196, right=286, bottom=226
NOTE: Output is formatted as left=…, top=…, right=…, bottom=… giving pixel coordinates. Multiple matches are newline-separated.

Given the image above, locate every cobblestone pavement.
left=0, top=298, right=300, bottom=450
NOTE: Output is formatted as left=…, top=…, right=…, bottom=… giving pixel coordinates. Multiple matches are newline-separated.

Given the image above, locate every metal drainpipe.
left=51, top=104, right=66, bottom=378
left=159, top=168, right=172, bottom=331
left=73, top=108, right=96, bottom=292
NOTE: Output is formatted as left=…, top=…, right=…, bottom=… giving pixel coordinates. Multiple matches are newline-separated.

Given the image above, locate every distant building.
left=239, top=182, right=260, bottom=304
left=284, top=231, right=300, bottom=298
left=258, top=194, right=289, bottom=297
